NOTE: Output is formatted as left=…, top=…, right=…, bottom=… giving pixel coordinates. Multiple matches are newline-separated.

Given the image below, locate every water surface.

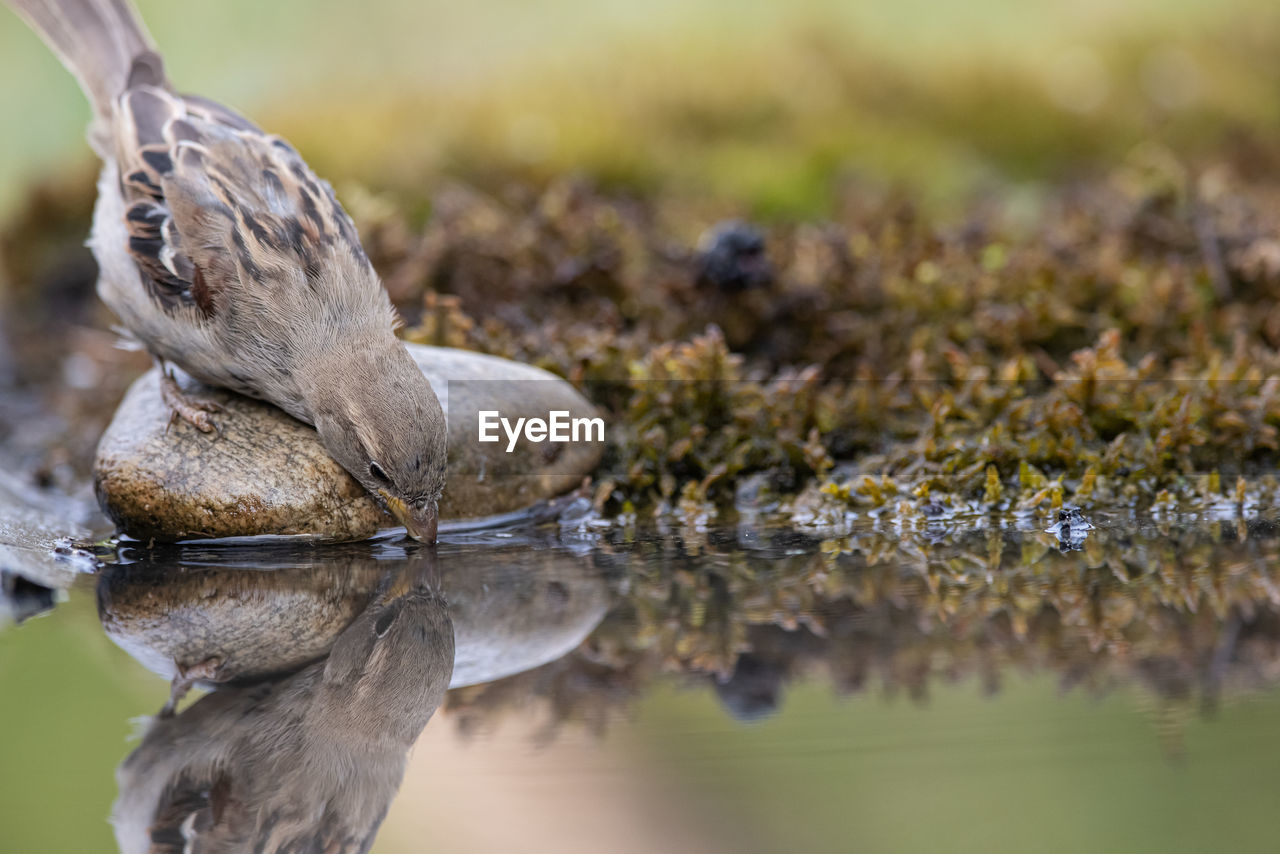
left=3, top=509, right=1280, bottom=852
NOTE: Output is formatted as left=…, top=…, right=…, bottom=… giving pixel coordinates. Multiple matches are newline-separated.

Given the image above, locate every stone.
left=94, top=344, right=604, bottom=542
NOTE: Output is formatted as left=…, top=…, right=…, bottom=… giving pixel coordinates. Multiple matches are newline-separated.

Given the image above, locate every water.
left=3, top=510, right=1280, bottom=853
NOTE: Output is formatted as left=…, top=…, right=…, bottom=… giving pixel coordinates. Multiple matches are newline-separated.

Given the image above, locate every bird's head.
left=321, top=557, right=455, bottom=742
left=311, top=339, right=448, bottom=542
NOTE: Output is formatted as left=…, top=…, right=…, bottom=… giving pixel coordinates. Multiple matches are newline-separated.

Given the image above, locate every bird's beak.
left=382, top=492, right=438, bottom=543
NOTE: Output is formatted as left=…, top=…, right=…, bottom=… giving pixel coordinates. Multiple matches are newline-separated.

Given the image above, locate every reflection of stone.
left=97, top=534, right=613, bottom=693
left=712, top=653, right=785, bottom=722
left=112, top=559, right=454, bottom=854
left=94, top=344, right=604, bottom=542
left=1044, top=507, right=1094, bottom=549
left=98, top=550, right=388, bottom=685
left=445, top=546, right=611, bottom=688
left=0, top=471, right=97, bottom=623
left=1, top=570, right=55, bottom=625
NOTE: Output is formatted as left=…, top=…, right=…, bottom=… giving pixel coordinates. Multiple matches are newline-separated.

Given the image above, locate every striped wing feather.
left=114, top=58, right=365, bottom=320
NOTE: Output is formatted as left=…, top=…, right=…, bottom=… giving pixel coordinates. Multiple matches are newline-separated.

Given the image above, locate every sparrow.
left=111, top=558, right=456, bottom=854
left=8, top=0, right=446, bottom=541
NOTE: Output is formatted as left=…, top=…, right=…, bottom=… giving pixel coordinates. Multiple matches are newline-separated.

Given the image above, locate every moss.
left=348, top=158, right=1280, bottom=517
left=10, top=154, right=1280, bottom=514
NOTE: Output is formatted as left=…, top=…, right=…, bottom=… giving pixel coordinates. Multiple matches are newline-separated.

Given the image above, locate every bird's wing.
left=112, top=67, right=368, bottom=320
left=143, top=771, right=235, bottom=853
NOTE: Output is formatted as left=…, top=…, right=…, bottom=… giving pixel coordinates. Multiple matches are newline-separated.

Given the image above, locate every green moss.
left=360, top=158, right=1280, bottom=518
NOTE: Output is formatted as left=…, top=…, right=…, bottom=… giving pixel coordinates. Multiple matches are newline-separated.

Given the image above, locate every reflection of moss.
left=446, top=519, right=1280, bottom=740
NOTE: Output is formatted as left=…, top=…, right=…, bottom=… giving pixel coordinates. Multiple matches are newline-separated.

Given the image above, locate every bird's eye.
left=374, top=610, right=397, bottom=637
left=368, top=461, right=391, bottom=485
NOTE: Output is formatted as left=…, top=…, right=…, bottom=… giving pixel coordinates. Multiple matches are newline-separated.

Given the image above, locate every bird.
left=111, top=558, right=456, bottom=853
left=7, top=0, right=446, bottom=541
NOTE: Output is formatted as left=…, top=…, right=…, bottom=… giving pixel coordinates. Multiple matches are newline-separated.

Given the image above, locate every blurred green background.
left=3, top=0, right=1280, bottom=219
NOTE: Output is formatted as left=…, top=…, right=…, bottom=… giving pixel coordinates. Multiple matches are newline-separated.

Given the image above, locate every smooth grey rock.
left=94, top=344, right=604, bottom=542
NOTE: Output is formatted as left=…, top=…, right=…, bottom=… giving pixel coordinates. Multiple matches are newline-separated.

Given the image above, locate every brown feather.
left=12, top=0, right=449, bottom=543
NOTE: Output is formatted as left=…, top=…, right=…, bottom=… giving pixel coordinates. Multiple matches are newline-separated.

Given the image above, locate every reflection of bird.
left=112, top=563, right=455, bottom=854
left=7, top=0, right=444, bottom=540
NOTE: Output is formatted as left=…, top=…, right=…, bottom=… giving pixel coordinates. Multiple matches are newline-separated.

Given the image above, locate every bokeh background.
left=3, top=0, right=1280, bottom=220
left=7, top=1, right=1280, bottom=852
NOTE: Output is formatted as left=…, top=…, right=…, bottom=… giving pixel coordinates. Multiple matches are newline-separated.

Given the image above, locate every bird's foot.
left=159, top=656, right=224, bottom=718
left=158, top=369, right=225, bottom=436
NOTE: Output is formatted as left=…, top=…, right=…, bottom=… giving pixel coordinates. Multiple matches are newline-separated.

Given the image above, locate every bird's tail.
left=7, top=0, right=164, bottom=121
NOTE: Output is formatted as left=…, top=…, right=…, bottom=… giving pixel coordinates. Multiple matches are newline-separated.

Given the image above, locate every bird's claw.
left=159, top=370, right=225, bottom=437
left=159, top=656, right=224, bottom=718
